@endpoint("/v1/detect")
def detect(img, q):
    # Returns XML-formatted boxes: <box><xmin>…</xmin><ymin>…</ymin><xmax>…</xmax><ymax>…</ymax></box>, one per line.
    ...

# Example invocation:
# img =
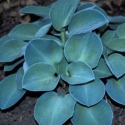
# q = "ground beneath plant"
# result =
<box><xmin>0</xmin><ymin>0</ymin><xmax>125</xmax><ymax>125</ymax></box>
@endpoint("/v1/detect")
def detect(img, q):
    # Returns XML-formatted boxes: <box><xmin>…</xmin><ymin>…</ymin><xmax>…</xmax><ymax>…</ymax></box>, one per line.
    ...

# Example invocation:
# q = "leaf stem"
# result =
<box><xmin>61</xmin><ymin>28</ymin><xmax>66</xmax><ymax>44</ymax></box>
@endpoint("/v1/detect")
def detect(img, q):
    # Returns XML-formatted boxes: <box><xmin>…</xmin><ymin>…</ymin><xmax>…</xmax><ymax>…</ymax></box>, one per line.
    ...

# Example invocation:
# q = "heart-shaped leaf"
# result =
<box><xmin>9</xmin><ymin>23</ymin><xmax>40</xmax><ymax>40</ymax></box>
<box><xmin>107</xmin><ymin>53</ymin><xmax>125</xmax><ymax>78</ymax></box>
<box><xmin>25</xmin><ymin>38</ymin><xmax>63</xmax><ymax>67</ymax></box>
<box><xmin>68</xmin><ymin>9</ymin><xmax>108</xmax><ymax>36</ymax></box>
<box><xmin>20</xmin><ymin>6</ymin><xmax>50</xmax><ymax>17</ymax></box>
<box><xmin>71</xmin><ymin>100</ymin><xmax>113</xmax><ymax>125</ymax></box>
<box><xmin>64</xmin><ymin>32</ymin><xmax>103</xmax><ymax>68</ymax></box>
<box><xmin>69</xmin><ymin>78</ymin><xmax>105</xmax><ymax>106</ymax></box>
<box><xmin>106</xmin><ymin>76</ymin><xmax>125</xmax><ymax>105</ymax></box>
<box><xmin>23</xmin><ymin>62</ymin><xmax>60</xmax><ymax>91</ymax></box>
<box><xmin>61</xmin><ymin>61</ymin><xmax>94</xmax><ymax>85</ymax></box>
<box><xmin>93</xmin><ymin>58</ymin><xmax>112</xmax><ymax>78</ymax></box>
<box><xmin>0</xmin><ymin>39</ymin><xmax>27</xmax><ymax>62</ymax></box>
<box><xmin>50</xmin><ymin>0</ymin><xmax>80</xmax><ymax>31</ymax></box>
<box><xmin>0</xmin><ymin>74</ymin><xmax>26</xmax><ymax>110</ymax></box>
<box><xmin>34</xmin><ymin>92</ymin><xmax>76</xmax><ymax>125</ymax></box>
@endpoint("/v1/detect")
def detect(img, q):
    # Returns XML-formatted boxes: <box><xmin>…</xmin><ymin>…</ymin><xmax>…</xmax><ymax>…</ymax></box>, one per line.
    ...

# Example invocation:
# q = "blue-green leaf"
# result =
<box><xmin>42</xmin><ymin>35</ymin><xmax>63</xmax><ymax>47</ymax></box>
<box><xmin>71</xmin><ymin>100</ymin><xmax>113</xmax><ymax>125</ymax></box>
<box><xmin>61</xmin><ymin>61</ymin><xmax>94</xmax><ymax>85</ymax></box>
<box><xmin>106</xmin><ymin>76</ymin><xmax>125</xmax><ymax>105</ymax></box>
<box><xmin>34</xmin><ymin>92</ymin><xmax>76</xmax><ymax>125</ymax></box>
<box><xmin>16</xmin><ymin>67</ymin><xmax>24</xmax><ymax>90</ymax></box>
<box><xmin>33</xmin><ymin>17</ymin><xmax>49</xmax><ymax>27</ymax></box>
<box><xmin>101</xmin><ymin>30</ymin><xmax>117</xmax><ymax>46</ymax></box>
<box><xmin>23</xmin><ymin>61</ymin><xmax>29</xmax><ymax>73</ymax></box>
<box><xmin>107</xmin><ymin>38</ymin><xmax>125</xmax><ymax>52</ymax></box>
<box><xmin>0</xmin><ymin>35</ymin><xmax>11</xmax><ymax>47</ymax></box>
<box><xmin>20</xmin><ymin>6</ymin><xmax>50</xmax><ymax>17</ymax></box>
<box><xmin>69</xmin><ymin>79</ymin><xmax>105</xmax><ymax>106</ymax></box>
<box><xmin>9</xmin><ymin>23</ymin><xmax>40</xmax><ymax>40</ymax></box>
<box><xmin>23</xmin><ymin>63</ymin><xmax>60</xmax><ymax>91</ymax></box>
<box><xmin>0</xmin><ymin>39</ymin><xmax>27</xmax><ymax>62</ymax></box>
<box><xmin>93</xmin><ymin>58</ymin><xmax>112</xmax><ymax>78</ymax></box>
<box><xmin>93</xmin><ymin>5</ymin><xmax>108</xmax><ymax>18</ymax></box>
<box><xmin>57</xmin><ymin>57</ymin><xmax>68</xmax><ymax>74</ymax></box>
<box><xmin>64</xmin><ymin>32</ymin><xmax>103</xmax><ymax>68</ymax></box>
<box><xmin>77</xmin><ymin>2</ymin><xmax>94</xmax><ymax>11</ymax></box>
<box><xmin>68</xmin><ymin>9</ymin><xmax>108</xmax><ymax>36</ymax></box>
<box><xmin>117</xmin><ymin>23</ymin><xmax>125</xmax><ymax>38</ymax></box>
<box><xmin>78</xmin><ymin>3</ymin><xmax>107</xmax><ymax>18</ymax></box>
<box><xmin>25</xmin><ymin>39</ymin><xmax>63</xmax><ymax>67</ymax></box>
<box><xmin>0</xmin><ymin>74</ymin><xmax>26</xmax><ymax>110</ymax></box>
<box><xmin>108</xmin><ymin>15</ymin><xmax>125</xmax><ymax>23</ymax></box>
<box><xmin>35</xmin><ymin>23</ymin><xmax>52</xmax><ymax>38</ymax></box>
<box><xmin>107</xmin><ymin>53</ymin><xmax>125</xmax><ymax>78</ymax></box>
<box><xmin>4</xmin><ymin>58</ymin><xmax>24</xmax><ymax>71</ymax></box>
<box><xmin>50</xmin><ymin>0</ymin><xmax>80</xmax><ymax>31</ymax></box>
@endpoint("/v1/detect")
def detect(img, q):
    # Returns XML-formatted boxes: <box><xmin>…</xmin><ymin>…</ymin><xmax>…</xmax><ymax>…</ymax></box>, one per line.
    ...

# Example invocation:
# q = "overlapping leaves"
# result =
<box><xmin>68</xmin><ymin>9</ymin><xmax>108</xmax><ymax>36</ymax></box>
<box><xmin>0</xmin><ymin>74</ymin><xmax>26</xmax><ymax>109</ymax></box>
<box><xmin>64</xmin><ymin>32</ymin><xmax>103</xmax><ymax>68</ymax></box>
<box><xmin>34</xmin><ymin>92</ymin><xmax>76</xmax><ymax>125</ymax></box>
<box><xmin>25</xmin><ymin>38</ymin><xmax>63</xmax><ymax>67</ymax></box>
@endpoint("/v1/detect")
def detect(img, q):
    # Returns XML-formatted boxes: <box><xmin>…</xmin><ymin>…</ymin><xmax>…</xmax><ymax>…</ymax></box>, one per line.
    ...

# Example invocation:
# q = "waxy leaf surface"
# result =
<box><xmin>71</xmin><ymin>100</ymin><xmax>113</xmax><ymax>125</ymax></box>
<box><xmin>107</xmin><ymin>53</ymin><xmax>125</xmax><ymax>78</ymax></box>
<box><xmin>77</xmin><ymin>2</ymin><xmax>94</xmax><ymax>11</ymax></box>
<box><xmin>50</xmin><ymin>0</ymin><xmax>80</xmax><ymax>31</ymax></box>
<box><xmin>117</xmin><ymin>23</ymin><xmax>125</xmax><ymax>38</ymax></box>
<box><xmin>4</xmin><ymin>58</ymin><xmax>24</xmax><ymax>71</ymax></box>
<box><xmin>9</xmin><ymin>23</ymin><xmax>40</xmax><ymax>40</ymax></box>
<box><xmin>0</xmin><ymin>39</ymin><xmax>26</xmax><ymax>62</ymax></box>
<box><xmin>69</xmin><ymin>79</ymin><xmax>105</xmax><ymax>106</ymax></box>
<box><xmin>35</xmin><ymin>23</ymin><xmax>52</xmax><ymax>38</ymax></box>
<box><xmin>25</xmin><ymin>39</ymin><xmax>63</xmax><ymax>67</ymax></box>
<box><xmin>108</xmin><ymin>15</ymin><xmax>125</xmax><ymax>23</ymax></box>
<box><xmin>0</xmin><ymin>74</ymin><xmax>26</xmax><ymax>109</ymax></box>
<box><xmin>93</xmin><ymin>58</ymin><xmax>112</xmax><ymax>78</ymax></box>
<box><xmin>23</xmin><ymin>63</ymin><xmax>60</xmax><ymax>91</ymax></box>
<box><xmin>61</xmin><ymin>61</ymin><xmax>94</xmax><ymax>85</ymax></box>
<box><xmin>101</xmin><ymin>30</ymin><xmax>117</xmax><ymax>46</ymax></box>
<box><xmin>68</xmin><ymin>9</ymin><xmax>108</xmax><ymax>36</ymax></box>
<box><xmin>0</xmin><ymin>35</ymin><xmax>11</xmax><ymax>47</ymax></box>
<box><xmin>106</xmin><ymin>76</ymin><xmax>125</xmax><ymax>105</ymax></box>
<box><xmin>107</xmin><ymin>38</ymin><xmax>125</xmax><ymax>52</ymax></box>
<box><xmin>64</xmin><ymin>32</ymin><xmax>103</xmax><ymax>68</ymax></box>
<box><xmin>20</xmin><ymin>6</ymin><xmax>50</xmax><ymax>17</ymax></box>
<box><xmin>16</xmin><ymin>67</ymin><xmax>24</xmax><ymax>90</ymax></box>
<box><xmin>34</xmin><ymin>92</ymin><xmax>76</xmax><ymax>125</ymax></box>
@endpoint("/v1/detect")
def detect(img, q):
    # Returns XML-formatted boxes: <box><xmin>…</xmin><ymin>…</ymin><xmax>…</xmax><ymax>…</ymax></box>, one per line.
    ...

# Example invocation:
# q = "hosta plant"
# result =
<box><xmin>1</xmin><ymin>0</ymin><xmax>125</xmax><ymax>125</ymax></box>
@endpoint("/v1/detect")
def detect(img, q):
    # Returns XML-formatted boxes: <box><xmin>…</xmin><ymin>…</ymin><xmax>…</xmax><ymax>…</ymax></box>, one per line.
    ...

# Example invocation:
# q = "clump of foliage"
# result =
<box><xmin>1</xmin><ymin>0</ymin><xmax>125</xmax><ymax>125</ymax></box>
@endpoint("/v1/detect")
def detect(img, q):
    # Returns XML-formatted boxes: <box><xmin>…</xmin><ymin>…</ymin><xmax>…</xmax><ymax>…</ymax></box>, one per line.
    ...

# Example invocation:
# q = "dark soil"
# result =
<box><xmin>0</xmin><ymin>0</ymin><xmax>125</xmax><ymax>125</ymax></box>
